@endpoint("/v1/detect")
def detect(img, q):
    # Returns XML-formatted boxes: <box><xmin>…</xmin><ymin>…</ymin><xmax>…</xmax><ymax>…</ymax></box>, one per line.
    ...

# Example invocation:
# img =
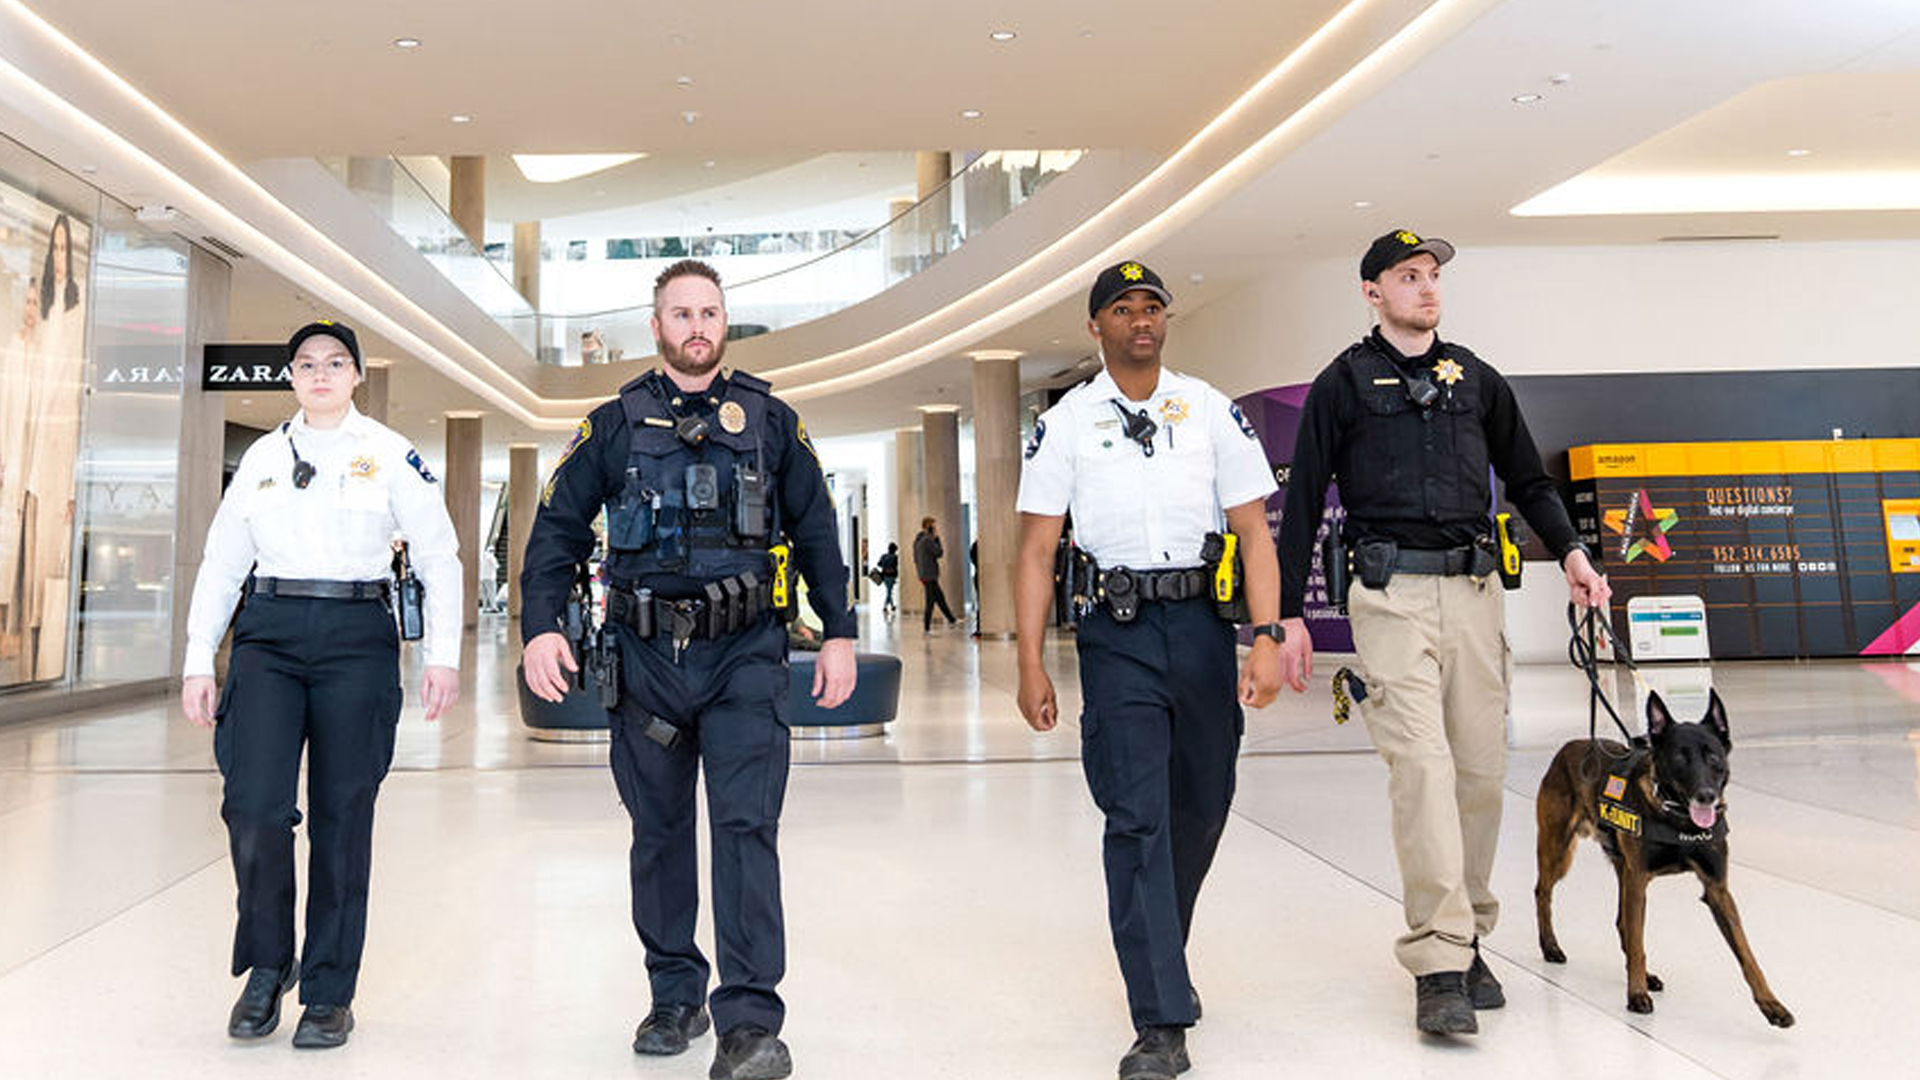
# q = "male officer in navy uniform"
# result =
<box><xmin>1275</xmin><ymin>230</ymin><xmax>1609</xmax><ymax>1036</ymax></box>
<box><xmin>1015</xmin><ymin>261</ymin><xmax>1289</xmax><ymax>1080</ymax></box>
<box><xmin>521</xmin><ymin>260</ymin><xmax>856</xmax><ymax>1080</ymax></box>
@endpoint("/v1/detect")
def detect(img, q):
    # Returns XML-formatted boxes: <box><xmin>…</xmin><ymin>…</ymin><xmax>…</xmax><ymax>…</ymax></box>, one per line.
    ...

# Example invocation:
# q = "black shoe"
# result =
<box><xmin>634</xmin><ymin>1003</ymin><xmax>711</xmax><ymax>1056</ymax></box>
<box><xmin>227</xmin><ymin>962</ymin><xmax>297</xmax><ymax>1039</ymax></box>
<box><xmin>291</xmin><ymin>1004</ymin><xmax>354</xmax><ymax>1049</ymax></box>
<box><xmin>1118</xmin><ymin>1025</ymin><xmax>1190</xmax><ymax>1080</ymax></box>
<box><xmin>1414</xmin><ymin>972</ymin><xmax>1478</xmax><ymax>1035</ymax></box>
<box><xmin>1467</xmin><ymin>943</ymin><xmax>1506</xmax><ymax>1010</ymax></box>
<box><xmin>1189</xmin><ymin>985</ymin><xmax>1203</xmax><ymax>1023</ymax></box>
<box><xmin>709</xmin><ymin>1025</ymin><xmax>792</xmax><ymax>1080</ymax></box>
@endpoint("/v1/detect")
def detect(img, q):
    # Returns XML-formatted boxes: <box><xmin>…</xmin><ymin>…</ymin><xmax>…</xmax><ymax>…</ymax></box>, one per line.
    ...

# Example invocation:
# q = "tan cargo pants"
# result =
<box><xmin>1348</xmin><ymin>571</ymin><xmax>1510</xmax><ymax>976</ymax></box>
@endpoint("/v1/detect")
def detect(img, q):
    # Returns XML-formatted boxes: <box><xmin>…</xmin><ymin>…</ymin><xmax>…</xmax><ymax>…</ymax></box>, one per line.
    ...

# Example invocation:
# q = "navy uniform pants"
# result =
<box><xmin>608</xmin><ymin>617</ymin><xmax>791</xmax><ymax>1035</ymax></box>
<box><xmin>1075</xmin><ymin>596</ymin><xmax>1242</xmax><ymax>1030</ymax></box>
<box><xmin>213</xmin><ymin>593</ymin><xmax>402</xmax><ymax>1006</ymax></box>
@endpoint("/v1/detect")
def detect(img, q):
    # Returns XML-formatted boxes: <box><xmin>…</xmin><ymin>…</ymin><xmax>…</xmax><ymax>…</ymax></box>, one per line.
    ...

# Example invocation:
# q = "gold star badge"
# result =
<box><xmin>1121</xmin><ymin>263</ymin><xmax>1144</xmax><ymax>281</ymax></box>
<box><xmin>1396</xmin><ymin>230</ymin><xmax>1421</xmax><ymax>245</ymax></box>
<box><xmin>1157</xmin><ymin>397</ymin><xmax>1190</xmax><ymax>425</ymax></box>
<box><xmin>1433</xmin><ymin>358</ymin><xmax>1464</xmax><ymax>386</ymax></box>
<box><xmin>349</xmin><ymin>455</ymin><xmax>379</xmax><ymax>479</ymax></box>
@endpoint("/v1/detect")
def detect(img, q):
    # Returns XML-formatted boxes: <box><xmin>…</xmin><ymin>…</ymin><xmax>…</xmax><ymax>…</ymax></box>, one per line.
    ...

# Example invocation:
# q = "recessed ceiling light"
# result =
<box><xmin>1188</xmin><ymin>272</ymin><xmax>1205</xmax><ymax>285</ymax></box>
<box><xmin>1786</xmin><ymin>148</ymin><xmax>1813</xmax><ymax>157</ymax></box>
<box><xmin>393</xmin><ymin>37</ymin><xmax>421</xmax><ymax>49</ymax></box>
<box><xmin>960</xmin><ymin>108</ymin><xmax>983</xmax><ymax>120</ymax></box>
<box><xmin>449</xmin><ymin>113</ymin><xmax>473</xmax><ymax>123</ymax></box>
<box><xmin>682</xmin><ymin>110</ymin><xmax>700</xmax><ymax>125</ymax></box>
<box><xmin>676</xmin><ymin>75</ymin><xmax>694</xmax><ymax>89</ymax></box>
<box><xmin>1512</xmin><ymin>93</ymin><xmax>1543</xmax><ymax>105</ymax></box>
<box><xmin>240</xmin><ymin>398</ymin><xmax>253</xmax><ymax>406</ymax></box>
<box><xmin>703</xmin><ymin>160</ymin><xmax>717</xmax><ymax>169</ymax></box>
<box><xmin>1549</xmin><ymin>72</ymin><xmax>1572</xmax><ymax>85</ymax></box>
<box><xmin>1353</xmin><ymin>200</ymin><xmax>1372</xmax><ymax>209</ymax></box>
<box><xmin>990</xmin><ymin>30</ymin><xmax>1016</xmax><ymax>42</ymax></box>
<box><xmin>79</xmin><ymin>164</ymin><xmax>97</xmax><ymax>174</ymax></box>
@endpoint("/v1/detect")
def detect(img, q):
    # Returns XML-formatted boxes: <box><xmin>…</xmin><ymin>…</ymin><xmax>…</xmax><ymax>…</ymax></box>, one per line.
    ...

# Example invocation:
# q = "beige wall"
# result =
<box><xmin>1169</xmin><ymin>239</ymin><xmax>1920</xmax><ymax>399</ymax></box>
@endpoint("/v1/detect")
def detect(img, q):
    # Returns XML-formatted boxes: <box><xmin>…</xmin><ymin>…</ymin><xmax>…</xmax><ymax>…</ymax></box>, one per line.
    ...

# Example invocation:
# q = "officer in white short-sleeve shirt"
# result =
<box><xmin>1013</xmin><ymin>261</ymin><xmax>1296</xmax><ymax>1080</ymax></box>
<box><xmin>180</xmin><ymin>320</ymin><xmax>462</xmax><ymax>1050</ymax></box>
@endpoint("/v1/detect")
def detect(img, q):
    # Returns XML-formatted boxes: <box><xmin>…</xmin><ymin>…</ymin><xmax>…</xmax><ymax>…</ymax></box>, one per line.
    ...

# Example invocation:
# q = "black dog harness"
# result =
<box><xmin>1594</xmin><ymin>747</ymin><xmax>1730</xmax><ymax>845</ymax></box>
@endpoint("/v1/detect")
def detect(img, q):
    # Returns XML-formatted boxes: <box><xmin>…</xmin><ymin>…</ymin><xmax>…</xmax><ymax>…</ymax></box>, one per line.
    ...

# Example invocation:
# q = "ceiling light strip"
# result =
<box><xmin>765</xmin><ymin>0</ymin><xmax>1497</xmax><ymax>400</ymax></box>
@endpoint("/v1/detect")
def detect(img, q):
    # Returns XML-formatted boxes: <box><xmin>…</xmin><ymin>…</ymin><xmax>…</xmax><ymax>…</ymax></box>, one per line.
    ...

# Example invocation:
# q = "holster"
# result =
<box><xmin>1355</xmin><ymin>538</ymin><xmax>1397</xmax><ymax>591</ymax></box>
<box><xmin>1103</xmin><ymin>567</ymin><xmax>1141</xmax><ymax>623</ymax></box>
<box><xmin>1054</xmin><ymin>542</ymin><xmax>1097</xmax><ymax>627</ymax></box>
<box><xmin>589</xmin><ymin>626</ymin><xmax>621</xmax><ymax>710</ymax></box>
<box><xmin>1321</xmin><ymin>533</ymin><xmax>1351</xmax><ymax>613</ymax></box>
<box><xmin>392</xmin><ymin>545</ymin><xmax>425</xmax><ymax>641</ymax></box>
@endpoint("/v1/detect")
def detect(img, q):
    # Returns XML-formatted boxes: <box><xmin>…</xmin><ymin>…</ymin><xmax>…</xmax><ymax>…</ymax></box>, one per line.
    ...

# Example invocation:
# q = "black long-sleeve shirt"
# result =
<box><xmin>1278</xmin><ymin>330</ymin><xmax>1579</xmax><ymax>618</ymax></box>
<box><xmin>521</xmin><ymin>371</ymin><xmax>857</xmax><ymax>641</ymax></box>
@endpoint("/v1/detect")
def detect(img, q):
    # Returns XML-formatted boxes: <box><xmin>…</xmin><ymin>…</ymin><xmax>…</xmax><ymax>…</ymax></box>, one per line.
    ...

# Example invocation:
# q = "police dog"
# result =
<box><xmin>1532</xmin><ymin>690</ymin><xmax>1793</xmax><ymax>1027</ymax></box>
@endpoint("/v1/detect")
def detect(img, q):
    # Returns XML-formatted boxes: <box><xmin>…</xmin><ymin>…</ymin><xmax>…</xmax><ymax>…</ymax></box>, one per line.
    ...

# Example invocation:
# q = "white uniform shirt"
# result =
<box><xmin>1017</xmin><ymin>367</ymin><xmax>1277</xmax><ymax>569</ymax></box>
<box><xmin>184</xmin><ymin>405</ymin><xmax>462</xmax><ymax>676</ymax></box>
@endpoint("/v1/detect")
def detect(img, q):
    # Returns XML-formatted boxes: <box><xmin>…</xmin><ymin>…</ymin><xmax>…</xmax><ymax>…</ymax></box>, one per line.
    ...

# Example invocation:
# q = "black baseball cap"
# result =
<box><xmin>1088</xmin><ymin>260</ymin><xmax>1172</xmax><ymax>318</ymax></box>
<box><xmin>1360</xmin><ymin>229</ymin><xmax>1455</xmax><ymax>281</ymax></box>
<box><xmin>286</xmin><ymin>320</ymin><xmax>363</xmax><ymax>371</ymax></box>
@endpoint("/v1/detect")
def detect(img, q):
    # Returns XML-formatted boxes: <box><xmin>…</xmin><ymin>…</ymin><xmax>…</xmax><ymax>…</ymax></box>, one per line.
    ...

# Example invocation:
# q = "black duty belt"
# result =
<box><xmin>248</xmin><ymin>576</ymin><xmax>391</xmax><ymax>601</ymax></box>
<box><xmin>605</xmin><ymin>573</ymin><xmax>776</xmax><ymax>646</ymax></box>
<box><xmin>1391</xmin><ymin>546</ymin><xmax>1481</xmax><ymax>576</ymax></box>
<box><xmin>1097</xmin><ymin>566</ymin><xmax>1209</xmax><ymax>622</ymax></box>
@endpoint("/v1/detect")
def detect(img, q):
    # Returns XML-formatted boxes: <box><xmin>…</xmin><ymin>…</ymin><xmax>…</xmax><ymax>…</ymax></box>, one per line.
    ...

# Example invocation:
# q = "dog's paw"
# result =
<box><xmin>1541</xmin><ymin>942</ymin><xmax>1566</xmax><ymax>964</ymax></box>
<box><xmin>1759</xmin><ymin>999</ymin><xmax>1794</xmax><ymax>1028</ymax></box>
<box><xmin>1626</xmin><ymin>991</ymin><xmax>1655</xmax><ymax>1014</ymax></box>
<box><xmin>1646</xmin><ymin>973</ymin><xmax>1663</xmax><ymax>993</ymax></box>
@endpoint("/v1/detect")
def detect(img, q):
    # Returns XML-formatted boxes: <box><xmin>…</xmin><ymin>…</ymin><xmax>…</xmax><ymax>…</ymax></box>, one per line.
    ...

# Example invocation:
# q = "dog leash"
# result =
<box><xmin>1566</xmin><ymin>603</ymin><xmax>1648</xmax><ymax>766</ymax></box>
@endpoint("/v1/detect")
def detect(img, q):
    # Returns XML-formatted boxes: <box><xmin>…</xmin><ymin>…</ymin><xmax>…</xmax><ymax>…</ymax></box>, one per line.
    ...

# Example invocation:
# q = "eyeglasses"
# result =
<box><xmin>292</xmin><ymin>358</ymin><xmax>354</xmax><ymax>379</ymax></box>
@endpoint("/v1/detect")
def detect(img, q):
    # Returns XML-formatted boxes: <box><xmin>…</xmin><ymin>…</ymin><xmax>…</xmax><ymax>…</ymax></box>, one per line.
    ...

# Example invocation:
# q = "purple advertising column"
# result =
<box><xmin>1234</xmin><ymin>385</ymin><xmax>1353</xmax><ymax>652</ymax></box>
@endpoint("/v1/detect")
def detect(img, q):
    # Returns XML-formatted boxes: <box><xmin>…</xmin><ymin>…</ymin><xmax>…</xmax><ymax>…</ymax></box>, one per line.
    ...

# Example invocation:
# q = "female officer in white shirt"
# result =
<box><xmin>180</xmin><ymin>321</ymin><xmax>461</xmax><ymax>1050</ymax></box>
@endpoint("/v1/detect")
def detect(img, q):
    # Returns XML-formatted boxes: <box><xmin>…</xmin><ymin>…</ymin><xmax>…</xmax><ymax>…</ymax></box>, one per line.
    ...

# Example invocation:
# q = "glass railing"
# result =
<box><xmin>327</xmin><ymin>149</ymin><xmax>1083</xmax><ymax>367</ymax></box>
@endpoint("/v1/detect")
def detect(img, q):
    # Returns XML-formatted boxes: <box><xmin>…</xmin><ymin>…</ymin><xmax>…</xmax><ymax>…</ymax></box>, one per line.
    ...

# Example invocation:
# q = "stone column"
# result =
<box><xmin>449</xmin><ymin>155</ymin><xmax>486</xmax><ymax>251</ymax></box>
<box><xmin>971</xmin><ymin>353</ymin><xmax>1022</xmax><ymax>638</ymax></box>
<box><xmin>507</xmin><ymin>443</ymin><xmax>540</xmax><ymax>618</ymax></box>
<box><xmin>172</xmin><ymin>246</ymin><xmax>230</xmax><ymax>677</ymax></box>
<box><xmin>894</xmin><ymin>427</ymin><xmax>924</xmax><ymax>614</ymax></box>
<box><xmin>513</xmin><ymin>221</ymin><xmax>541</xmax><ymax>307</ymax></box>
<box><xmin>444</xmin><ymin>414</ymin><xmax>484</xmax><ymax>629</ymax></box>
<box><xmin>353</xmin><ymin>360</ymin><xmax>389</xmax><ymax>423</ymax></box>
<box><xmin>920</xmin><ymin>407</ymin><xmax>964</xmax><ymax>624</ymax></box>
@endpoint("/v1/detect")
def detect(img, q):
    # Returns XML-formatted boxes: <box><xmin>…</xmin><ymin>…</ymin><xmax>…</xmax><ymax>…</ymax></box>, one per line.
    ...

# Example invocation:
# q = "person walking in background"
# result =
<box><xmin>876</xmin><ymin>541</ymin><xmax>900</xmax><ymax>617</ymax></box>
<box><xmin>913</xmin><ymin>516</ymin><xmax>958</xmax><ymax>631</ymax></box>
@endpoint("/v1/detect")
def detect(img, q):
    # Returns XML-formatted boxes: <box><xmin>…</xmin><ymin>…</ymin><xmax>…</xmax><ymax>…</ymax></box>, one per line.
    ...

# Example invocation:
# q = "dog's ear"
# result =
<box><xmin>1704</xmin><ymin>688</ymin><xmax>1731</xmax><ymax>748</ymax></box>
<box><xmin>1646</xmin><ymin>691</ymin><xmax>1673</xmax><ymax>741</ymax></box>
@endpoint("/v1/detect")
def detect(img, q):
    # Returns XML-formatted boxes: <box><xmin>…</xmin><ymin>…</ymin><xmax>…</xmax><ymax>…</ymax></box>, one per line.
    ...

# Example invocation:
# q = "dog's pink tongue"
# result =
<box><xmin>1690</xmin><ymin>803</ymin><xmax>1718</xmax><ymax>829</ymax></box>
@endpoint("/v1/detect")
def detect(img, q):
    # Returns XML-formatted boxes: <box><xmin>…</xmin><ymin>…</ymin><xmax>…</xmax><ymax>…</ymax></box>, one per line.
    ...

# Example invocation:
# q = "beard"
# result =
<box><xmin>1384</xmin><ymin>305</ymin><xmax>1440</xmax><ymax>335</ymax></box>
<box><xmin>658</xmin><ymin>332</ymin><xmax>726</xmax><ymax>378</ymax></box>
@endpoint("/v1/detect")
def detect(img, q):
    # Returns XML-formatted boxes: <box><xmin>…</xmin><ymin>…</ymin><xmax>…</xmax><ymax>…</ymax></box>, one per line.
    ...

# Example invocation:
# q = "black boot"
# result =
<box><xmin>226</xmin><ymin>962</ymin><xmax>296</xmax><ymax>1039</ymax></box>
<box><xmin>709</xmin><ymin>1024</ymin><xmax>792</xmax><ymax>1080</ymax></box>
<box><xmin>1414</xmin><ymin>972</ymin><xmax>1478</xmax><ymax>1035</ymax></box>
<box><xmin>1118</xmin><ymin>1025</ymin><xmax>1190</xmax><ymax>1080</ymax></box>
<box><xmin>291</xmin><ymin>1004</ymin><xmax>354</xmax><ymax>1049</ymax></box>
<box><xmin>634</xmin><ymin>1003</ymin><xmax>711</xmax><ymax>1055</ymax></box>
<box><xmin>1467</xmin><ymin>941</ymin><xmax>1506</xmax><ymax>1009</ymax></box>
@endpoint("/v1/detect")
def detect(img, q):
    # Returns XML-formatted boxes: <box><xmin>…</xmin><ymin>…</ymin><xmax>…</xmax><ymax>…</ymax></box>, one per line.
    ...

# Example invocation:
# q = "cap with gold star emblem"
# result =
<box><xmin>1360</xmin><ymin>229</ymin><xmax>1456</xmax><ymax>281</ymax></box>
<box><xmin>1088</xmin><ymin>260</ymin><xmax>1173</xmax><ymax>317</ymax></box>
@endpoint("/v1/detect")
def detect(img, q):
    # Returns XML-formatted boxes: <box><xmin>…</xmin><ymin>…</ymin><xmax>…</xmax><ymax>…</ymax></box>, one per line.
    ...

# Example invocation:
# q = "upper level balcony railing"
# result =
<box><xmin>327</xmin><ymin>150</ymin><xmax>1083</xmax><ymax>367</ymax></box>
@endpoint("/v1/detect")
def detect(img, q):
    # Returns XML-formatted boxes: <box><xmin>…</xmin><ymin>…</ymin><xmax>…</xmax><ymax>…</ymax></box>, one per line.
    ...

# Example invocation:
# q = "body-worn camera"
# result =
<box><xmin>685</xmin><ymin>463</ymin><xmax>721</xmax><ymax>511</ymax></box>
<box><xmin>674</xmin><ymin>414</ymin><xmax>710</xmax><ymax>446</ymax></box>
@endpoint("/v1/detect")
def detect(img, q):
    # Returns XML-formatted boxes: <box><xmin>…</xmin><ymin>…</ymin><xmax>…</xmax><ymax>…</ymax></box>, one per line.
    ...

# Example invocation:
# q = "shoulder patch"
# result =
<box><xmin>542</xmin><ymin>418</ymin><xmax>592</xmax><ymax>506</ymax></box>
<box><xmin>1024</xmin><ymin>418</ymin><xmax>1047</xmax><ymax>460</ymax></box>
<box><xmin>795</xmin><ymin>415</ymin><xmax>819</xmax><ymax>462</ymax></box>
<box><xmin>1229</xmin><ymin>402</ymin><xmax>1259</xmax><ymax>441</ymax></box>
<box><xmin>405</xmin><ymin>449</ymin><xmax>436</xmax><ymax>483</ymax></box>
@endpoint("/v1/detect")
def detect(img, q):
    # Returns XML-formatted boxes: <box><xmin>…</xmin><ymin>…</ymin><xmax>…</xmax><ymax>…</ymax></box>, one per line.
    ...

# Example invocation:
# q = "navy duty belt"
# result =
<box><xmin>248</xmin><ymin>576</ymin><xmax>391</xmax><ymax>601</ymax></box>
<box><xmin>1097</xmin><ymin>566</ymin><xmax>1209</xmax><ymax>622</ymax></box>
<box><xmin>606</xmin><ymin>573</ymin><xmax>775</xmax><ymax>644</ymax></box>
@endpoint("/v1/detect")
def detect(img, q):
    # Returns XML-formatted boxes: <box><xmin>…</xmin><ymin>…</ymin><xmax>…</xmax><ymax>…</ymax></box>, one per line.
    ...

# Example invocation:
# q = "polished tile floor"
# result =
<box><xmin>2</xmin><ymin>607</ymin><xmax>1917</xmax><ymax>1078</ymax></box>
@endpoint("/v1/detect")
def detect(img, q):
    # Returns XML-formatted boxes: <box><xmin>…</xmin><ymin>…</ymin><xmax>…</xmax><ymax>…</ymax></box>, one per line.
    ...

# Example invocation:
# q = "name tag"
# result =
<box><xmin>1372</xmin><ymin>378</ymin><xmax>1400</xmax><ymax>386</ymax></box>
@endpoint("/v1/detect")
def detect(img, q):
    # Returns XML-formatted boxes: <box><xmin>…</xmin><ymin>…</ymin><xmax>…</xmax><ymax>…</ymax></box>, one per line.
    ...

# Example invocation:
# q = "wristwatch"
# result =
<box><xmin>1250</xmin><ymin>622</ymin><xmax>1286</xmax><ymax>645</ymax></box>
